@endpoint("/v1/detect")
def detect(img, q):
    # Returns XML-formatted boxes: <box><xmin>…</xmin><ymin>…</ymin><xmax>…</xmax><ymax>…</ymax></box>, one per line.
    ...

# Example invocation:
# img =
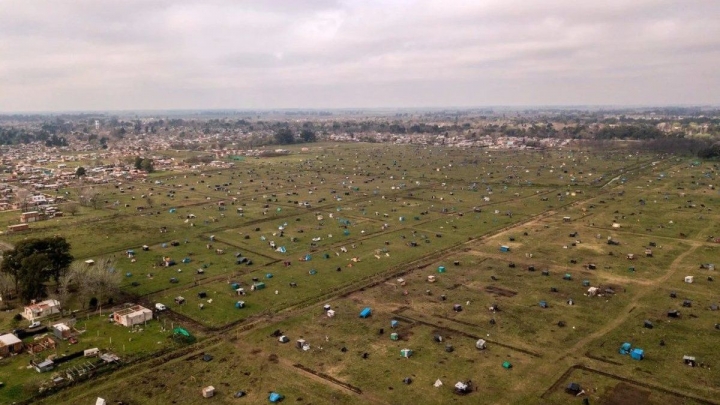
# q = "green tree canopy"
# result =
<box><xmin>274</xmin><ymin>128</ymin><xmax>295</xmax><ymax>145</ymax></box>
<box><xmin>76</xmin><ymin>166</ymin><xmax>86</xmax><ymax>177</ymax></box>
<box><xmin>300</xmin><ymin>129</ymin><xmax>317</xmax><ymax>142</ymax></box>
<box><xmin>0</xmin><ymin>237</ymin><xmax>73</xmax><ymax>302</ymax></box>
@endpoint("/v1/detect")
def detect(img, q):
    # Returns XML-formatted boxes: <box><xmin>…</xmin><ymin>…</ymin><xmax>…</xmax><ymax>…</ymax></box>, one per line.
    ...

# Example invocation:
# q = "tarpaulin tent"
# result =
<box><xmin>359</xmin><ymin>307</ymin><xmax>372</xmax><ymax>318</ymax></box>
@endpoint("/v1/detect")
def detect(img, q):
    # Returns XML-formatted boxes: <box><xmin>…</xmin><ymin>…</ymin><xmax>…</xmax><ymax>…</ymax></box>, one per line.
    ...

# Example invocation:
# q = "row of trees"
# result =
<box><xmin>134</xmin><ymin>156</ymin><xmax>155</xmax><ymax>172</ymax></box>
<box><xmin>274</xmin><ymin>128</ymin><xmax>317</xmax><ymax>145</ymax></box>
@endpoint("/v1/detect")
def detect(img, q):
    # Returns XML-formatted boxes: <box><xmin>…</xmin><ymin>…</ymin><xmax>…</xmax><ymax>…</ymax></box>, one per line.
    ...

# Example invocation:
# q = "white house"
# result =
<box><xmin>23</xmin><ymin>299</ymin><xmax>61</xmax><ymax>320</ymax></box>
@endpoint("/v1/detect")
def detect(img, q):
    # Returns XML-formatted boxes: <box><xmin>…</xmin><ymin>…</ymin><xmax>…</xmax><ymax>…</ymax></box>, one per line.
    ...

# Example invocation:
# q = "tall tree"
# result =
<box><xmin>0</xmin><ymin>237</ymin><xmax>73</xmax><ymax>302</ymax></box>
<box><xmin>300</xmin><ymin>129</ymin><xmax>317</xmax><ymax>143</ymax></box>
<box><xmin>274</xmin><ymin>128</ymin><xmax>295</xmax><ymax>145</ymax></box>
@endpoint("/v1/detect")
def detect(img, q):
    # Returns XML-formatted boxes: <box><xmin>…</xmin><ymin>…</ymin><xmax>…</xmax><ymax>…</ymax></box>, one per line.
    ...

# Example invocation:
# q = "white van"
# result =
<box><xmin>155</xmin><ymin>303</ymin><xmax>167</xmax><ymax>311</ymax></box>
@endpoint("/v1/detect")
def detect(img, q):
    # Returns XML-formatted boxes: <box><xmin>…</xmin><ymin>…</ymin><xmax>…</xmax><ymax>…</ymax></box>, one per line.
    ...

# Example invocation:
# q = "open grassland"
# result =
<box><xmin>1</xmin><ymin>144</ymin><xmax>719</xmax><ymax>405</ymax></box>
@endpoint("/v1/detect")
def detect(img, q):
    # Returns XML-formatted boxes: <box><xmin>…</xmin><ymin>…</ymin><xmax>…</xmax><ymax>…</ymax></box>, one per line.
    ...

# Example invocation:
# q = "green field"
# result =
<box><xmin>1</xmin><ymin>143</ymin><xmax>719</xmax><ymax>405</ymax></box>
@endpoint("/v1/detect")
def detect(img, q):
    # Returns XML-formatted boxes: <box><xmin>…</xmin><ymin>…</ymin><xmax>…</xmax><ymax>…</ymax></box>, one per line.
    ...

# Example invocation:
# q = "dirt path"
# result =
<box><xmin>568</xmin><ymin>240</ymin><xmax>701</xmax><ymax>353</ymax></box>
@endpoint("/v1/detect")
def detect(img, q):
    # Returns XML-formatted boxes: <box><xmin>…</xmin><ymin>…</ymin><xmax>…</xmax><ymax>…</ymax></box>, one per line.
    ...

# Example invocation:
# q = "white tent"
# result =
<box><xmin>433</xmin><ymin>379</ymin><xmax>443</xmax><ymax>388</ymax></box>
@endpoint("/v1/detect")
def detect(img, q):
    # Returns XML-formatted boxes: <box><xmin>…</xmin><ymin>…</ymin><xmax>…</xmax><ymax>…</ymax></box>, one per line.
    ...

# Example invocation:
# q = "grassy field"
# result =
<box><xmin>1</xmin><ymin>144</ymin><xmax>719</xmax><ymax>404</ymax></box>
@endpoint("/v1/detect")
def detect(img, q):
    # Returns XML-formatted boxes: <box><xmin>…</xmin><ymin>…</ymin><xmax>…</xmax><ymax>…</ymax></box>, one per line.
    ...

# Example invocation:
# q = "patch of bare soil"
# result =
<box><xmin>484</xmin><ymin>285</ymin><xmax>518</xmax><ymax>297</ymax></box>
<box><xmin>600</xmin><ymin>382</ymin><xmax>651</xmax><ymax>405</ymax></box>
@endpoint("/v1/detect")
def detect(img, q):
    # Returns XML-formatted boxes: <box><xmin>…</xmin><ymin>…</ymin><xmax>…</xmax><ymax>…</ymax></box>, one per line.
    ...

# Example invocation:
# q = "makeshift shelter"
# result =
<box><xmin>391</xmin><ymin>320</ymin><xmax>399</xmax><ymax>328</ymax></box>
<box><xmin>295</xmin><ymin>339</ymin><xmax>306</xmax><ymax>349</ymax></box>
<box><xmin>359</xmin><ymin>307</ymin><xmax>372</xmax><ymax>318</ymax></box>
<box><xmin>502</xmin><ymin>361</ymin><xmax>512</xmax><ymax>369</ymax></box>
<box><xmin>566</xmin><ymin>383</ymin><xmax>581</xmax><ymax>395</ymax></box>
<box><xmin>434</xmin><ymin>379</ymin><xmax>443</xmax><ymax>388</ymax></box>
<box><xmin>269</xmin><ymin>392</ymin><xmax>284</xmax><ymax>403</ymax></box>
<box><xmin>619</xmin><ymin>343</ymin><xmax>632</xmax><ymax>355</ymax></box>
<box><xmin>475</xmin><ymin>339</ymin><xmax>486</xmax><ymax>350</ymax></box>
<box><xmin>631</xmin><ymin>348</ymin><xmax>644</xmax><ymax>360</ymax></box>
<box><xmin>539</xmin><ymin>301</ymin><xmax>548</xmax><ymax>308</ymax></box>
<box><xmin>390</xmin><ymin>333</ymin><xmax>399</xmax><ymax>341</ymax></box>
<box><xmin>427</xmin><ymin>275</ymin><xmax>436</xmax><ymax>283</ymax></box>
<box><xmin>500</xmin><ymin>246</ymin><xmax>510</xmax><ymax>252</ymax></box>
<box><xmin>683</xmin><ymin>355</ymin><xmax>697</xmax><ymax>367</ymax></box>
<box><xmin>400</xmin><ymin>348</ymin><xmax>413</xmax><ymax>358</ymax></box>
<box><xmin>437</xmin><ymin>266</ymin><xmax>446</xmax><ymax>273</ymax></box>
<box><xmin>644</xmin><ymin>320</ymin><xmax>653</xmax><ymax>329</ymax></box>
<box><xmin>235</xmin><ymin>301</ymin><xmax>245</xmax><ymax>309</ymax></box>
<box><xmin>251</xmin><ymin>282</ymin><xmax>266</xmax><ymax>291</ymax></box>
<box><xmin>278</xmin><ymin>335</ymin><xmax>289</xmax><ymax>343</ymax></box>
<box><xmin>668</xmin><ymin>310</ymin><xmax>680</xmax><ymax>318</ymax></box>
<box><xmin>326</xmin><ymin>309</ymin><xmax>335</xmax><ymax>318</ymax></box>
<box><xmin>202</xmin><ymin>386</ymin><xmax>215</xmax><ymax>398</ymax></box>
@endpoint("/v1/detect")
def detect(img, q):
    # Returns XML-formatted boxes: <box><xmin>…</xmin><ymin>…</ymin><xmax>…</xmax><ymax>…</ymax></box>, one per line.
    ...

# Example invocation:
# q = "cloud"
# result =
<box><xmin>0</xmin><ymin>0</ymin><xmax>718</xmax><ymax>111</ymax></box>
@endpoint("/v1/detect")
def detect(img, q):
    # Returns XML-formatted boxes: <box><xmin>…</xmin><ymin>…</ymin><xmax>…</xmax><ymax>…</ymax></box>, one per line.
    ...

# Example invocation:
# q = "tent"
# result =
<box><xmin>390</xmin><ymin>320</ymin><xmax>399</xmax><ymax>328</ymax></box>
<box><xmin>434</xmin><ymin>379</ymin><xmax>443</xmax><ymax>388</ymax></box>
<box><xmin>502</xmin><ymin>361</ymin><xmax>512</xmax><ymax>369</ymax></box>
<box><xmin>278</xmin><ymin>335</ymin><xmax>289</xmax><ymax>343</ymax></box>
<box><xmin>619</xmin><ymin>342</ymin><xmax>632</xmax><ymax>355</ymax></box>
<box><xmin>631</xmin><ymin>348</ymin><xmax>644</xmax><ymax>360</ymax></box>
<box><xmin>476</xmin><ymin>339</ymin><xmax>486</xmax><ymax>350</ymax></box>
<box><xmin>437</xmin><ymin>266</ymin><xmax>446</xmax><ymax>273</ymax></box>
<box><xmin>566</xmin><ymin>383</ymin><xmax>581</xmax><ymax>394</ymax></box>
<box><xmin>400</xmin><ymin>348</ymin><xmax>413</xmax><ymax>358</ymax></box>
<box><xmin>390</xmin><ymin>333</ymin><xmax>399</xmax><ymax>341</ymax></box>
<box><xmin>539</xmin><ymin>301</ymin><xmax>548</xmax><ymax>308</ymax></box>
<box><xmin>500</xmin><ymin>246</ymin><xmax>510</xmax><ymax>252</ymax></box>
<box><xmin>235</xmin><ymin>301</ymin><xmax>245</xmax><ymax>309</ymax></box>
<box><xmin>269</xmin><ymin>392</ymin><xmax>284</xmax><ymax>403</ymax></box>
<box><xmin>252</xmin><ymin>282</ymin><xmax>265</xmax><ymax>290</ymax></box>
<box><xmin>359</xmin><ymin>307</ymin><xmax>372</xmax><ymax>318</ymax></box>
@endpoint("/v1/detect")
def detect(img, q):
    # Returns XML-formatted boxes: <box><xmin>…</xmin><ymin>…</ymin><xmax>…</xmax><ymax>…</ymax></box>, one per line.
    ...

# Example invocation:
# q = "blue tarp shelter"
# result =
<box><xmin>360</xmin><ymin>307</ymin><xmax>372</xmax><ymax>318</ymax></box>
<box><xmin>631</xmin><ymin>348</ymin><xmax>644</xmax><ymax>360</ymax></box>
<box><xmin>619</xmin><ymin>342</ymin><xmax>632</xmax><ymax>355</ymax></box>
<box><xmin>269</xmin><ymin>392</ymin><xmax>284</xmax><ymax>402</ymax></box>
<box><xmin>235</xmin><ymin>301</ymin><xmax>245</xmax><ymax>309</ymax></box>
<box><xmin>500</xmin><ymin>246</ymin><xmax>510</xmax><ymax>252</ymax></box>
<box><xmin>539</xmin><ymin>300</ymin><xmax>548</xmax><ymax>308</ymax></box>
<box><xmin>391</xmin><ymin>320</ymin><xmax>399</xmax><ymax>328</ymax></box>
<box><xmin>437</xmin><ymin>266</ymin><xmax>446</xmax><ymax>273</ymax></box>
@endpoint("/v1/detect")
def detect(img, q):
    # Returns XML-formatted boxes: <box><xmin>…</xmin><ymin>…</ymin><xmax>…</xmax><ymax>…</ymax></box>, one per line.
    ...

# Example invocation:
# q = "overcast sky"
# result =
<box><xmin>1</xmin><ymin>0</ymin><xmax>719</xmax><ymax>112</ymax></box>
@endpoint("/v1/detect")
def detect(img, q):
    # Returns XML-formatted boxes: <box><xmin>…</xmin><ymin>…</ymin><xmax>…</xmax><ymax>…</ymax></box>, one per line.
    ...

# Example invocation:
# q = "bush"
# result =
<box><xmin>13</xmin><ymin>313</ymin><xmax>22</xmax><ymax>322</ymax></box>
<box><xmin>89</xmin><ymin>297</ymin><xmax>98</xmax><ymax>308</ymax></box>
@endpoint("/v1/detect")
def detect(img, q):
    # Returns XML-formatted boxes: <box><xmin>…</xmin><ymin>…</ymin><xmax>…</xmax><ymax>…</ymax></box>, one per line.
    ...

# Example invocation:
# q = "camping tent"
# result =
<box><xmin>631</xmin><ymin>348</ymin><xmax>644</xmax><ymax>360</ymax></box>
<box><xmin>400</xmin><ymin>348</ymin><xmax>413</xmax><ymax>358</ymax></box>
<box><xmin>359</xmin><ymin>307</ymin><xmax>372</xmax><ymax>318</ymax></box>
<box><xmin>619</xmin><ymin>342</ymin><xmax>632</xmax><ymax>355</ymax></box>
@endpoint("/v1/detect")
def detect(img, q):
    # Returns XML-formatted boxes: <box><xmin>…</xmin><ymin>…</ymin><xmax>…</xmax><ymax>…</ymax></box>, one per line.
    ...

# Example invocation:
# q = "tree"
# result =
<box><xmin>79</xmin><ymin>187</ymin><xmax>101</xmax><ymax>209</ymax></box>
<box><xmin>300</xmin><ymin>129</ymin><xmax>317</xmax><ymax>143</ymax></box>
<box><xmin>72</xmin><ymin>258</ymin><xmax>121</xmax><ymax>310</ymax></box>
<box><xmin>134</xmin><ymin>156</ymin><xmax>143</xmax><ymax>170</ymax></box>
<box><xmin>0</xmin><ymin>273</ymin><xmax>15</xmax><ymax>309</ymax></box>
<box><xmin>140</xmin><ymin>158</ymin><xmax>155</xmax><ymax>173</ymax></box>
<box><xmin>274</xmin><ymin>128</ymin><xmax>295</xmax><ymax>145</ymax></box>
<box><xmin>63</xmin><ymin>202</ymin><xmax>80</xmax><ymax>216</ymax></box>
<box><xmin>0</xmin><ymin>237</ymin><xmax>73</xmax><ymax>302</ymax></box>
<box><xmin>75</xmin><ymin>166</ymin><xmax>86</xmax><ymax>177</ymax></box>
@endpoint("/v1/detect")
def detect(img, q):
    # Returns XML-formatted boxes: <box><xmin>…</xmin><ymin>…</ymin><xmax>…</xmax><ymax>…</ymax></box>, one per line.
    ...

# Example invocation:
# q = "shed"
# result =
<box><xmin>35</xmin><ymin>359</ymin><xmax>55</xmax><ymax>372</ymax></box>
<box><xmin>359</xmin><ymin>307</ymin><xmax>372</xmax><ymax>318</ymax></box>
<box><xmin>631</xmin><ymin>348</ymin><xmax>644</xmax><ymax>360</ymax></box>
<box><xmin>52</xmin><ymin>323</ymin><xmax>72</xmax><ymax>339</ymax></box>
<box><xmin>202</xmin><ymin>386</ymin><xmax>215</xmax><ymax>398</ymax></box>
<box><xmin>0</xmin><ymin>333</ymin><xmax>23</xmax><ymax>356</ymax></box>
<box><xmin>113</xmin><ymin>305</ymin><xmax>152</xmax><ymax>327</ymax></box>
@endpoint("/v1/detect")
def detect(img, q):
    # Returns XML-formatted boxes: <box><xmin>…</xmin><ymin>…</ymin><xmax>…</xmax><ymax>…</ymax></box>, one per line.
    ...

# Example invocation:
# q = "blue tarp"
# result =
<box><xmin>360</xmin><ymin>307</ymin><xmax>372</xmax><ymax>318</ymax></box>
<box><xmin>631</xmin><ymin>348</ymin><xmax>644</xmax><ymax>360</ymax></box>
<box><xmin>391</xmin><ymin>320</ymin><xmax>399</xmax><ymax>328</ymax></box>
<box><xmin>269</xmin><ymin>392</ymin><xmax>284</xmax><ymax>402</ymax></box>
<box><xmin>619</xmin><ymin>342</ymin><xmax>632</xmax><ymax>355</ymax></box>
